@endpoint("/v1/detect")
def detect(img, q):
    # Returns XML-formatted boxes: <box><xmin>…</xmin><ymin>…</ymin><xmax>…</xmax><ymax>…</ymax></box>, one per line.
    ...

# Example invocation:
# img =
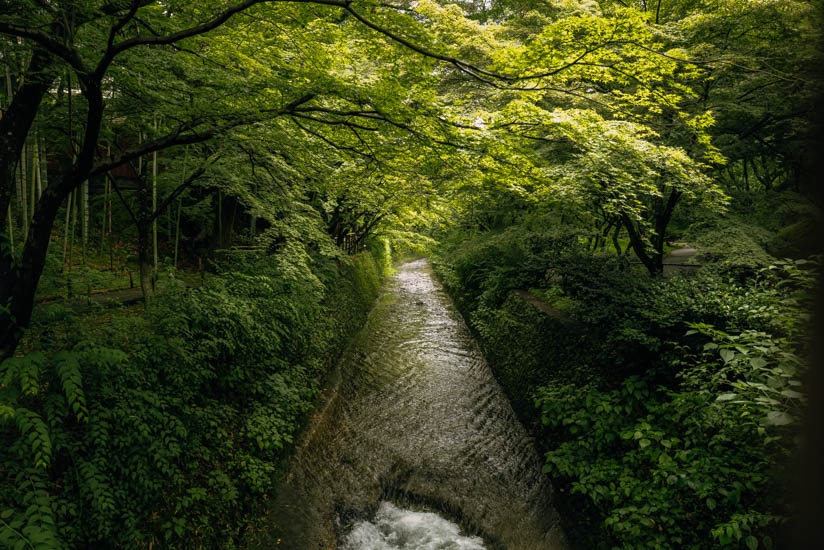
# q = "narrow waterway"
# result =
<box><xmin>264</xmin><ymin>259</ymin><xmax>567</xmax><ymax>549</ymax></box>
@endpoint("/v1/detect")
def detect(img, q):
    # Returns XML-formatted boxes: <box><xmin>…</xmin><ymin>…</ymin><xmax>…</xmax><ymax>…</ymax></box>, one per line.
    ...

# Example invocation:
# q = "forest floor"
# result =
<box><xmin>36</xmin><ymin>268</ymin><xmax>203</xmax><ymax>310</ymax></box>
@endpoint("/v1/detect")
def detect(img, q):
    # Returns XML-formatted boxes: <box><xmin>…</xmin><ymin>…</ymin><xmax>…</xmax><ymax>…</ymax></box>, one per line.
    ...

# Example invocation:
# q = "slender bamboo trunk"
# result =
<box><xmin>137</xmin><ymin>170</ymin><xmax>154</xmax><ymax>305</ymax></box>
<box><xmin>100</xmin><ymin>178</ymin><xmax>108</xmax><ymax>251</ymax></box>
<box><xmin>65</xmin><ymin>71</ymin><xmax>74</xmax><ymax>272</ymax></box>
<box><xmin>108</xmin><ymin>179</ymin><xmax>113</xmax><ymax>271</ymax></box>
<box><xmin>19</xmin><ymin>146</ymin><xmax>28</xmax><ymax>240</ymax></box>
<box><xmin>62</xmin><ymin>191</ymin><xmax>72</xmax><ymax>267</ymax></box>
<box><xmin>34</xmin><ymin>136</ymin><xmax>42</xmax><ymax>199</ymax></box>
<box><xmin>68</xmin><ymin>189</ymin><xmax>77</xmax><ymax>273</ymax></box>
<box><xmin>152</xmin><ymin>115</ymin><xmax>158</xmax><ymax>278</ymax></box>
<box><xmin>100</xmin><ymin>144</ymin><xmax>110</xmax><ymax>253</ymax></box>
<box><xmin>174</xmin><ymin>146</ymin><xmax>188</xmax><ymax>269</ymax></box>
<box><xmin>28</xmin><ymin>141</ymin><xmax>35</xmax><ymax>222</ymax></box>
<box><xmin>38</xmin><ymin>135</ymin><xmax>47</xmax><ymax>195</ymax></box>
<box><xmin>14</xmin><ymin>160</ymin><xmax>22</xmax><ymax>229</ymax></box>
<box><xmin>174</xmin><ymin>200</ymin><xmax>182</xmax><ymax>269</ymax></box>
<box><xmin>6</xmin><ymin>205</ymin><xmax>13</xmax><ymax>255</ymax></box>
<box><xmin>81</xmin><ymin>179</ymin><xmax>88</xmax><ymax>263</ymax></box>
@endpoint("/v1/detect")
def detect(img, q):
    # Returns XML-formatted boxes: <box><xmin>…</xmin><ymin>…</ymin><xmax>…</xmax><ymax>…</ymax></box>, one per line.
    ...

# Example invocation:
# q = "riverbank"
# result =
<box><xmin>0</xmin><ymin>244</ymin><xmax>393</xmax><ymax>548</ymax></box>
<box><xmin>430</xmin><ymin>227</ymin><xmax>811</xmax><ymax>549</ymax></box>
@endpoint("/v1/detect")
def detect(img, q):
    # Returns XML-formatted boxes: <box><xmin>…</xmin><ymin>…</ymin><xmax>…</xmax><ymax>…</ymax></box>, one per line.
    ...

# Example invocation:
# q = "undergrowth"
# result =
<box><xmin>432</xmin><ymin>224</ymin><xmax>813</xmax><ymax>550</ymax></box>
<box><xmin>0</xmin><ymin>239</ymin><xmax>392</xmax><ymax>549</ymax></box>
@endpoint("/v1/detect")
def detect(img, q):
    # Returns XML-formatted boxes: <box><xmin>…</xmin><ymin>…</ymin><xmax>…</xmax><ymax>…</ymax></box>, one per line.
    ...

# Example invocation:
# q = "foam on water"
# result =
<box><xmin>341</xmin><ymin>501</ymin><xmax>487</xmax><ymax>550</ymax></box>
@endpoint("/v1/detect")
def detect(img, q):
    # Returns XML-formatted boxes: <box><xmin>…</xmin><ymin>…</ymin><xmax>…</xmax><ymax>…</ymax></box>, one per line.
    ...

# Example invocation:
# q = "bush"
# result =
<box><xmin>536</xmin><ymin>317</ymin><xmax>806</xmax><ymax>550</ymax></box>
<box><xmin>1</xmin><ymin>248</ymin><xmax>388</xmax><ymax>549</ymax></box>
<box><xmin>433</xmin><ymin>222</ymin><xmax>813</xmax><ymax>550</ymax></box>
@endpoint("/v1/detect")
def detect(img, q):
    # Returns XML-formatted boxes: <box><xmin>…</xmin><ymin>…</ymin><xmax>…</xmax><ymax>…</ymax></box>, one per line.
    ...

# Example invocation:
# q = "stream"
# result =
<box><xmin>264</xmin><ymin>259</ymin><xmax>567</xmax><ymax>549</ymax></box>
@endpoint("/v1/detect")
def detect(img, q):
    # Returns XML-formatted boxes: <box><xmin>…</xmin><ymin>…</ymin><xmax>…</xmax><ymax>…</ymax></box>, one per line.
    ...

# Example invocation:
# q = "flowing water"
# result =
<box><xmin>264</xmin><ymin>260</ymin><xmax>567</xmax><ymax>549</ymax></box>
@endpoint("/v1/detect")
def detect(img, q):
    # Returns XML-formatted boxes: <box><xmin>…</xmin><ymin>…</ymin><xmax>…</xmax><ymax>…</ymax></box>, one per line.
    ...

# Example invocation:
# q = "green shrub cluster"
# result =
<box><xmin>1</xmin><ymin>246</ymin><xmax>388</xmax><ymax>549</ymax></box>
<box><xmin>432</xmin><ymin>225</ymin><xmax>813</xmax><ymax>549</ymax></box>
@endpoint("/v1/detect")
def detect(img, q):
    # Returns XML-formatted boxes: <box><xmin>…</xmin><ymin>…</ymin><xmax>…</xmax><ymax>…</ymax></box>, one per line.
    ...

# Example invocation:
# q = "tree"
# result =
<box><xmin>0</xmin><ymin>1</ymin><xmax>317</xmax><ymax>359</ymax></box>
<box><xmin>0</xmin><ymin>0</ymin><xmax>497</xmax><ymax>360</ymax></box>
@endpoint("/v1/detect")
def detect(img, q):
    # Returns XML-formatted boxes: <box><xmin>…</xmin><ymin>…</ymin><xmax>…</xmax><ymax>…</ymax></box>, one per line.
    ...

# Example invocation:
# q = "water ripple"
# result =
<box><xmin>261</xmin><ymin>260</ymin><xmax>567</xmax><ymax>549</ymax></box>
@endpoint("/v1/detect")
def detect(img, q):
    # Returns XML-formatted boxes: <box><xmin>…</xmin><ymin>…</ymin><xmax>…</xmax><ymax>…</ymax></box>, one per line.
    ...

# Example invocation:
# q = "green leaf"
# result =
<box><xmin>745</xmin><ymin>535</ymin><xmax>758</xmax><ymax>550</ymax></box>
<box><xmin>749</xmin><ymin>357</ymin><xmax>767</xmax><ymax>369</ymax></box>
<box><xmin>765</xmin><ymin>411</ymin><xmax>794</xmax><ymax>426</ymax></box>
<box><xmin>720</xmin><ymin>349</ymin><xmax>735</xmax><ymax>363</ymax></box>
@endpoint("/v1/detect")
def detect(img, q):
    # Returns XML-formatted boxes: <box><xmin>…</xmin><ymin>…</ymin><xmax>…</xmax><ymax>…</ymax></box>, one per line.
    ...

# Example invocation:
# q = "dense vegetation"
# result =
<box><xmin>2</xmin><ymin>244</ymin><xmax>391</xmax><ymax>548</ymax></box>
<box><xmin>1</xmin><ymin>0</ymin><xmax>821</xmax><ymax>548</ymax></box>
<box><xmin>432</xmin><ymin>218</ymin><xmax>814</xmax><ymax>549</ymax></box>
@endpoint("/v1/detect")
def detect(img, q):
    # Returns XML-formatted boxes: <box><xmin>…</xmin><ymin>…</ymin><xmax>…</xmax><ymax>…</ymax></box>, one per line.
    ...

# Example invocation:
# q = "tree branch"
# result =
<box><xmin>90</xmin><ymin>94</ymin><xmax>315</xmax><ymax>177</ymax></box>
<box><xmin>0</xmin><ymin>23</ymin><xmax>87</xmax><ymax>74</ymax></box>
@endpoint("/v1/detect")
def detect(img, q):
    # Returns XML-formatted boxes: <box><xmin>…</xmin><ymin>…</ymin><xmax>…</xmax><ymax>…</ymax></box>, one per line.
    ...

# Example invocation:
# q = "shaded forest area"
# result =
<box><xmin>1</xmin><ymin>1</ymin><xmax>822</xmax><ymax>549</ymax></box>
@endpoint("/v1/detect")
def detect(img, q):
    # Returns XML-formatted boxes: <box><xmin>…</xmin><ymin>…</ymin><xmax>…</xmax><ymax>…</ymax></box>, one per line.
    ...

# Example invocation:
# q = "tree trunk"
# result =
<box><xmin>137</xmin><ymin>169</ymin><xmax>155</xmax><ymax>305</ymax></box>
<box><xmin>34</xmin><ymin>136</ymin><xmax>42</xmax><ymax>200</ymax></box>
<box><xmin>211</xmin><ymin>191</ymin><xmax>237</xmax><ymax>251</ymax></box>
<box><xmin>38</xmin><ymin>135</ymin><xmax>47</xmax><ymax>195</ymax></box>
<box><xmin>100</xmin><ymin>177</ymin><xmax>109</xmax><ymax>252</ymax></box>
<box><xmin>0</xmin><ymin>170</ymin><xmax>84</xmax><ymax>361</ymax></box>
<box><xmin>174</xmin><ymin>199</ymin><xmax>182</xmax><ymax>269</ymax></box>
<box><xmin>621</xmin><ymin>213</ymin><xmax>660</xmax><ymax>275</ymax></box>
<box><xmin>69</xmin><ymin>189</ymin><xmax>77</xmax><ymax>274</ymax></box>
<box><xmin>29</xmin><ymin>141</ymin><xmax>36</xmax><ymax>224</ymax></box>
<box><xmin>174</xmin><ymin>146</ymin><xmax>188</xmax><ymax>269</ymax></box>
<box><xmin>1</xmin><ymin>48</ymin><xmax>54</xmax><ymax>232</ymax></box>
<box><xmin>0</xmin><ymin>72</ymin><xmax>103</xmax><ymax>361</ymax></box>
<box><xmin>622</xmin><ymin>189</ymin><xmax>682</xmax><ymax>277</ymax></box>
<box><xmin>611</xmin><ymin>223</ymin><xmax>622</xmax><ymax>257</ymax></box>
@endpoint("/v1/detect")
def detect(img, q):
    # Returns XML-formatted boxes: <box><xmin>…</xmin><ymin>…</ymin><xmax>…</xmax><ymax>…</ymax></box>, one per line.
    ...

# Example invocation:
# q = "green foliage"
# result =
<box><xmin>433</xmin><ymin>221</ymin><xmax>581</xmax><ymax>310</ymax></box>
<box><xmin>687</xmin><ymin>219</ymin><xmax>776</xmax><ymax>270</ymax></box>
<box><xmin>434</xmin><ymin>222</ymin><xmax>813</xmax><ymax>549</ymax></box>
<box><xmin>537</xmin><ymin>370</ymin><xmax>786</xmax><ymax>550</ymax></box>
<box><xmin>367</xmin><ymin>238</ymin><xmax>394</xmax><ymax>279</ymax></box>
<box><xmin>2</xmin><ymin>0</ymin><xmax>820</xmax><ymax>548</ymax></box>
<box><xmin>534</xmin><ymin>260</ymin><xmax>813</xmax><ymax>549</ymax></box>
<box><xmin>0</xmin><ymin>247</ymin><xmax>389</xmax><ymax>548</ymax></box>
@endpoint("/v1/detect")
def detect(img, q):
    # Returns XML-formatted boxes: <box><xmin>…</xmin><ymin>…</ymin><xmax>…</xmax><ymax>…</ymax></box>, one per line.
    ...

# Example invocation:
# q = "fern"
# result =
<box><xmin>51</xmin><ymin>353</ymin><xmax>86</xmax><ymax>424</ymax></box>
<box><xmin>1</xmin><ymin>352</ymin><xmax>46</xmax><ymax>397</ymax></box>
